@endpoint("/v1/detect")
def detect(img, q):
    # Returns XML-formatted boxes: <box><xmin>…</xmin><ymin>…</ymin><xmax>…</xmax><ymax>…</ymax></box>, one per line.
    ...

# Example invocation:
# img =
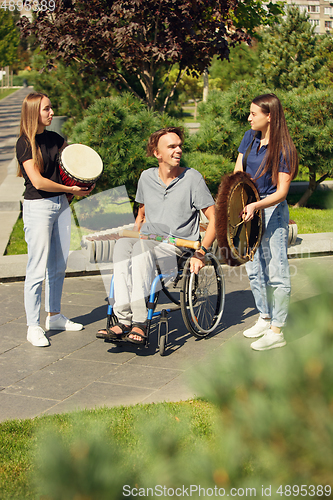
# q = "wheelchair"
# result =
<box><xmin>104</xmin><ymin>250</ymin><xmax>225</xmax><ymax>356</ymax></box>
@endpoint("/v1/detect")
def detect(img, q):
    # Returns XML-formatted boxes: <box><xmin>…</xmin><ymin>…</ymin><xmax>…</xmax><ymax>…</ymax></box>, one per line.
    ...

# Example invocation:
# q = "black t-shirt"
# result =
<box><xmin>16</xmin><ymin>130</ymin><xmax>65</xmax><ymax>200</ymax></box>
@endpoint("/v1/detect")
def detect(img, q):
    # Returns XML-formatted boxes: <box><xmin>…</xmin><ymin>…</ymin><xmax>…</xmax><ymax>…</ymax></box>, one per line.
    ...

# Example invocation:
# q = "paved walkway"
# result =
<box><xmin>0</xmin><ymin>255</ymin><xmax>332</xmax><ymax>422</ymax></box>
<box><xmin>0</xmin><ymin>89</ymin><xmax>332</xmax><ymax>422</ymax></box>
<box><xmin>0</xmin><ymin>87</ymin><xmax>31</xmax><ymax>256</ymax></box>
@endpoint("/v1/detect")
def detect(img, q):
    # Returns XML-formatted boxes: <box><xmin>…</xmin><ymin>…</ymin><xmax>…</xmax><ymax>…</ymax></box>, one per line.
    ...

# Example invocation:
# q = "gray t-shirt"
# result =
<box><xmin>135</xmin><ymin>167</ymin><xmax>214</xmax><ymax>241</ymax></box>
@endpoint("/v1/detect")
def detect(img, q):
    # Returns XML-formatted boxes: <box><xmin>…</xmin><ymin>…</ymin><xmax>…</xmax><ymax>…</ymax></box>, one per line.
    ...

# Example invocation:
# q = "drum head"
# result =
<box><xmin>61</xmin><ymin>144</ymin><xmax>103</xmax><ymax>182</ymax></box>
<box><xmin>216</xmin><ymin>171</ymin><xmax>262</xmax><ymax>266</ymax></box>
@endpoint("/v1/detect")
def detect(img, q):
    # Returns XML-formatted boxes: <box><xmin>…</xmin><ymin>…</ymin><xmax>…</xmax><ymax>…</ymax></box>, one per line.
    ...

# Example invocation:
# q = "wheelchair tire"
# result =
<box><xmin>180</xmin><ymin>253</ymin><xmax>225</xmax><ymax>338</ymax></box>
<box><xmin>159</xmin><ymin>333</ymin><xmax>166</xmax><ymax>356</ymax></box>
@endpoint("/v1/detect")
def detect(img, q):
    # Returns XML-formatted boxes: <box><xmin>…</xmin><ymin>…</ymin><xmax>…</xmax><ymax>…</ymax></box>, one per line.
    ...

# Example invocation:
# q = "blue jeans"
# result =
<box><xmin>245</xmin><ymin>200</ymin><xmax>290</xmax><ymax>328</ymax></box>
<box><xmin>23</xmin><ymin>195</ymin><xmax>71</xmax><ymax>326</ymax></box>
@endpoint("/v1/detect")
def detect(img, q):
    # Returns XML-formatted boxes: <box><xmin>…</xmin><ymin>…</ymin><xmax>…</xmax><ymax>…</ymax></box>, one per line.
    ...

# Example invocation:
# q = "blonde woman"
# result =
<box><xmin>16</xmin><ymin>92</ymin><xmax>93</xmax><ymax>347</ymax></box>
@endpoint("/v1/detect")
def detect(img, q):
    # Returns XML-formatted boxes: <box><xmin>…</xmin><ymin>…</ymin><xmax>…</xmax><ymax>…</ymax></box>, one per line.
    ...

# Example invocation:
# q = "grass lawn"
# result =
<box><xmin>0</xmin><ymin>400</ymin><xmax>215</xmax><ymax>499</ymax></box>
<box><xmin>0</xmin><ymin>88</ymin><xmax>17</xmax><ymax>100</ymax></box>
<box><xmin>287</xmin><ymin>190</ymin><xmax>333</xmax><ymax>233</ymax></box>
<box><xmin>5</xmin><ymin>191</ymin><xmax>333</xmax><ymax>256</ymax></box>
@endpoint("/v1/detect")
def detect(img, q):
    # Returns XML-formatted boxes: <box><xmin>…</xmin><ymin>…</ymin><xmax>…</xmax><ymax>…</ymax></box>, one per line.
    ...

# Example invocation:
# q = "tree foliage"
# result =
<box><xmin>209</xmin><ymin>42</ymin><xmax>259</xmax><ymax>91</ymax></box>
<box><xmin>32</xmin><ymin>52</ymin><xmax>116</xmax><ymax>133</ymax></box>
<box><xmin>256</xmin><ymin>5</ymin><xmax>333</xmax><ymax>91</ymax></box>
<box><xmin>0</xmin><ymin>9</ymin><xmax>19</xmax><ymax>68</ymax></box>
<box><xmin>18</xmin><ymin>0</ymin><xmax>282</xmax><ymax>110</ymax></box>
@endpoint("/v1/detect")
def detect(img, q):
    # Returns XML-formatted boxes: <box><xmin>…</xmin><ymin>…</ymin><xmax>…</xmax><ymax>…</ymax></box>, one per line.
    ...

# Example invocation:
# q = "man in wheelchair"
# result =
<box><xmin>97</xmin><ymin>127</ymin><xmax>216</xmax><ymax>345</ymax></box>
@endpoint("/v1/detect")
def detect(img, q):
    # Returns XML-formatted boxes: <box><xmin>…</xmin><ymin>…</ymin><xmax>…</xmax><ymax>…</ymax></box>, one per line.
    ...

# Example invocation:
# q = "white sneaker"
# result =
<box><xmin>27</xmin><ymin>326</ymin><xmax>50</xmax><ymax>347</ymax></box>
<box><xmin>45</xmin><ymin>314</ymin><xmax>83</xmax><ymax>331</ymax></box>
<box><xmin>243</xmin><ymin>317</ymin><xmax>271</xmax><ymax>338</ymax></box>
<box><xmin>251</xmin><ymin>329</ymin><xmax>286</xmax><ymax>351</ymax></box>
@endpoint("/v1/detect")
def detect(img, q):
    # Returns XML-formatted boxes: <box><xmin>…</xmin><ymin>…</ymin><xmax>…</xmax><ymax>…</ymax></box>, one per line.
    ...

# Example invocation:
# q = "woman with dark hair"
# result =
<box><xmin>16</xmin><ymin>92</ymin><xmax>94</xmax><ymax>347</ymax></box>
<box><xmin>234</xmin><ymin>93</ymin><xmax>298</xmax><ymax>350</ymax></box>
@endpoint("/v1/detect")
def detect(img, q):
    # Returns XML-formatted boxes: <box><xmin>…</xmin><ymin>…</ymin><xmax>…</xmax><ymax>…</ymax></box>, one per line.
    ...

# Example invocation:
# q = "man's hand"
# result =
<box><xmin>190</xmin><ymin>250</ymin><xmax>206</xmax><ymax>274</ymax></box>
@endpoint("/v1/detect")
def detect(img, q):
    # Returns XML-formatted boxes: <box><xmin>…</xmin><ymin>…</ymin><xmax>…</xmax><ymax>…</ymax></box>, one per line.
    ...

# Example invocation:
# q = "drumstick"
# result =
<box><xmin>119</xmin><ymin>229</ymin><xmax>201</xmax><ymax>250</ymax></box>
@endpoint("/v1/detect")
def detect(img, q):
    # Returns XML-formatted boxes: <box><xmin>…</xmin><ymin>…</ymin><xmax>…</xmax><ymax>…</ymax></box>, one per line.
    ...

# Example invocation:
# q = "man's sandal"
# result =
<box><xmin>125</xmin><ymin>323</ymin><xmax>148</xmax><ymax>345</ymax></box>
<box><xmin>96</xmin><ymin>323</ymin><xmax>130</xmax><ymax>342</ymax></box>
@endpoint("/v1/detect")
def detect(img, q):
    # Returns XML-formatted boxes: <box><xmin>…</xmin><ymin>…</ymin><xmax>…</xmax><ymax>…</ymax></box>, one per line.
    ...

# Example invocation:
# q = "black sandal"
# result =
<box><xmin>96</xmin><ymin>323</ymin><xmax>130</xmax><ymax>342</ymax></box>
<box><xmin>125</xmin><ymin>323</ymin><xmax>148</xmax><ymax>345</ymax></box>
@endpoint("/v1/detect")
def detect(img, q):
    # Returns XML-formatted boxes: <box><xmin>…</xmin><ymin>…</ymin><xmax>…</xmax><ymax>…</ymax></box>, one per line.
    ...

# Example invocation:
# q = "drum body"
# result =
<box><xmin>215</xmin><ymin>171</ymin><xmax>262</xmax><ymax>266</ymax></box>
<box><xmin>59</xmin><ymin>144</ymin><xmax>103</xmax><ymax>188</ymax></box>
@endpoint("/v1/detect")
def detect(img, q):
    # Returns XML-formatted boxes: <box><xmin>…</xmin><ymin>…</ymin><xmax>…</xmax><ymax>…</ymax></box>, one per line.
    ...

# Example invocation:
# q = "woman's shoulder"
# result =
<box><xmin>42</xmin><ymin>130</ymin><xmax>64</xmax><ymax>146</ymax></box>
<box><xmin>243</xmin><ymin>129</ymin><xmax>258</xmax><ymax>144</ymax></box>
<box><xmin>238</xmin><ymin>129</ymin><xmax>260</xmax><ymax>152</ymax></box>
<box><xmin>16</xmin><ymin>134</ymin><xmax>29</xmax><ymax>147</ymax></box>
<box><xmin>16</xmin><ymin>135</ymin><xmax>31</xmax><ymax>158</ymax></box>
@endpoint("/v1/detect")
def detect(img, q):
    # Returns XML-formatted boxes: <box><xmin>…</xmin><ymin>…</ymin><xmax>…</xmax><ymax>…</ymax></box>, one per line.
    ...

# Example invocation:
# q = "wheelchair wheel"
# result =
<box><xmin>180</xmin><ymin>253</ymin><xmax>225</xmax><ymax>338</ymax></box>
<box><xmin>159</xmin><ymin>332</ymin><xmax>166</xmax><ymax>356</ymax></box>
<box><xmin>158</xmin><ymin>309</ymin><xmax>168</xmax><ymax>356</ymax></box>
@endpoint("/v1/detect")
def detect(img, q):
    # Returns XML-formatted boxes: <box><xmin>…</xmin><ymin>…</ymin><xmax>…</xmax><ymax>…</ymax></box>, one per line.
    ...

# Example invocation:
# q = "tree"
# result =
<box><xmin>0</xmin><ymin>9</ymin><xmax>19</xmax><ymax>68</ymax></box>
<box><xmin>256</xmin><ymin>5</ymin><xmax>333</xmax><ymax>90</ymax></box>
<box><xmin>32</xmin><ymin>51</ymin><xmax>116</xmax><ymax>132</ymax></box>
<box><xmin>283</xmin><ymin>89</ymin><xmax>333</xmax><ymax>207</ymax></box>
<box><xmin>18</xmin><ymin>0</ymin><xmax>282</xmax><ymax>111</ymax></box>
<box><xmin>209</xmin><ymin>42</ymin><xmax>259</xmax><ymax>91</ymax></box>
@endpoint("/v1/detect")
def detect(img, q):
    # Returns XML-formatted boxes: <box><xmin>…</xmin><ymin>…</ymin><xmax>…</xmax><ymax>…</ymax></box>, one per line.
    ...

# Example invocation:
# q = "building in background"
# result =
<box><xmin>283</xmin><ymin>0</ymin><xmax>333</xmax><ymax>34</ymax></box>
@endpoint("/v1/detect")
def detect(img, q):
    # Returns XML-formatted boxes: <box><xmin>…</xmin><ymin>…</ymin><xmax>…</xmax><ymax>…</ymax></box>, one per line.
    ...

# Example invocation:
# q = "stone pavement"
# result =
<box><xmin>0</xmin><ymin>255</ymin><xmax>332</xmax><ymax>422</ymax></box>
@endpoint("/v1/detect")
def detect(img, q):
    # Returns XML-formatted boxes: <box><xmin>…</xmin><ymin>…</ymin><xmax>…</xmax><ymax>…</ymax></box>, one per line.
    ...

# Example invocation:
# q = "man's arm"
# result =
<box><xmin>134</xmin><ymin>203</ymin><xmax>145</xmax><ymax>231</ymax></box>
<box><xmin>190</xmin><ymin>204</ymin><xmax>215</xmax><ymax>274</ymax></box>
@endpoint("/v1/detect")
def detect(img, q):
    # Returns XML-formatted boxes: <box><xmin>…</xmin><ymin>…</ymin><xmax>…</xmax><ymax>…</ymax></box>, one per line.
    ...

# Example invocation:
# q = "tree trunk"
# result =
<box><xmin>138</xmin><ymin>69</ymin><xmax>155</xmax><ymax>110</ymax></box>
<box><xmin>203</xmin><ymin>68</ymin><xmax>209</xmax><ymax>103</ymax></box>
<box><xmin>293</xmin><ymin>170</ymin><xmax>329</xmax><ymax>208</ymax></box>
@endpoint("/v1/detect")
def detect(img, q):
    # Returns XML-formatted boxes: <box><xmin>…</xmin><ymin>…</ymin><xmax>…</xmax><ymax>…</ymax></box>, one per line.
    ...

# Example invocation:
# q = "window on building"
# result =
<box><xmin>324</xmin><ymin>7</ymin><xmax>332</xmax><ymax>15</ymax></box>
<box><xmin>325</xmin><ymin>20</ymin><xmax>333</xmax><ymax>28</ymax></box>
<box><xmin>308</xmin><ymin>18</ymin><xmax>320</xmax><ymax>32</ymax></box>
<box><xmin>299</xmin><ymin>5</ymin><xmax>308</xmax><ymax>13</ymax></box>
<box><xmin>308</xmin><ymin>5</ymin><xmax>320</xmax><ymax>13</ymax></box>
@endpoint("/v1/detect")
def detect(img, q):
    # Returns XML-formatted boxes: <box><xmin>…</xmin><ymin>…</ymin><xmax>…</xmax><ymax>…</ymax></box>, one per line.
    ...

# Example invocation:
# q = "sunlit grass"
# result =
<box><xmin>0</xmin><ymin>88</ymin><xmax>17</xmax><ymax>100</ymax></box>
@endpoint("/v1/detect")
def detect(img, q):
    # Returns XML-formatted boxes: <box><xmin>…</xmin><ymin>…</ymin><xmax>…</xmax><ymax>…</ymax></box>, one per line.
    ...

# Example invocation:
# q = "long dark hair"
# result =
<box><xmin>253</xmin><ymin>93</ymin><xmax>298</xmax><ymax>185</ymax></box>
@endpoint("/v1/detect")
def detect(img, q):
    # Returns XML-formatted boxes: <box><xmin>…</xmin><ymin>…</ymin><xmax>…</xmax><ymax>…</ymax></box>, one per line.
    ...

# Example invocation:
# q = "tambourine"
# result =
<box><xmin>215</xmin><ymin>171</ymin><xmax>262</xmax><ymax>266</ymax></box>
<box><xmin>59</xmin><ymin>144</ymin><xmax>103</xmax><ymax>188</ymax></box>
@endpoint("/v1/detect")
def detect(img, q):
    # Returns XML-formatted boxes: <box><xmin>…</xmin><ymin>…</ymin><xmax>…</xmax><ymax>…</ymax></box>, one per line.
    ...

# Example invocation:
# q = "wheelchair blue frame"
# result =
<box><xmin>105</xmin><ymin>253</ymin><xmax>225</xmax><ymax>355</ymax></box>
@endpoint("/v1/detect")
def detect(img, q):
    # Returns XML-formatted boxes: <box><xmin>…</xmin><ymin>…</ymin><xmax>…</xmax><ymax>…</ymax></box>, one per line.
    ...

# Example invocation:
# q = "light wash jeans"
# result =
<box><xmin>113</xmin><ymin>237</ymin><xmax>185</xmax><ymax>325</ymax></box>
<box><xmin>23</xmin><ymin>195</ymin><xmax>71</xmax><ymax>326</ymax></box>
<box><xmin>245</xmin><ymin>200</ymin><xmax>290</xmax><ymax>328</ymax></box>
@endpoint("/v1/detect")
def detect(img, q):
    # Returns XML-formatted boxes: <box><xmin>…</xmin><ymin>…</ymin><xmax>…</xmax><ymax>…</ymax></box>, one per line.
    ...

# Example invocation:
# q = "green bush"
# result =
<box><xmin>184</xmin><ymin>152</ymin><xmax>234</xmax><ymax>198</ymax></box>
<box><xmin>189</xmin><ymin>81</ymin><xmax>270</xmax><ymax>161</ymax></box>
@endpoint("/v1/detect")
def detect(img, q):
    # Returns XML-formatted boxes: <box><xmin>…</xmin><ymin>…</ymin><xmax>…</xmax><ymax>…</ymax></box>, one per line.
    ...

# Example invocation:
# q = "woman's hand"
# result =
<box><xmin>240</xmin><ymin>202</ymin><xmax>257</xmax><ymax>223</ymax></box>
<box><xmin>70</xmin><ymin>184</ymin><xmax>95</xmax><ymax>197</ymax></box>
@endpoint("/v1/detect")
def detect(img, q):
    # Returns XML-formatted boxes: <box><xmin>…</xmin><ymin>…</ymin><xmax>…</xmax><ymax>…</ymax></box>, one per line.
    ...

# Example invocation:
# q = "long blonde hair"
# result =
<box><xmin>17</xmin><ymin>92</ymin><xmax>48</xmax><ymax>177</ymax></box>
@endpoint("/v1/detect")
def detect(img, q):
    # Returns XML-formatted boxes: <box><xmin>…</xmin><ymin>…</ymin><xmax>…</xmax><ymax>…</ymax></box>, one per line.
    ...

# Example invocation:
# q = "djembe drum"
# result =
<box><xmin>58</xmin><ymin>144</ymin><xmax>103</xmax><ymax>188</ymax></box>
